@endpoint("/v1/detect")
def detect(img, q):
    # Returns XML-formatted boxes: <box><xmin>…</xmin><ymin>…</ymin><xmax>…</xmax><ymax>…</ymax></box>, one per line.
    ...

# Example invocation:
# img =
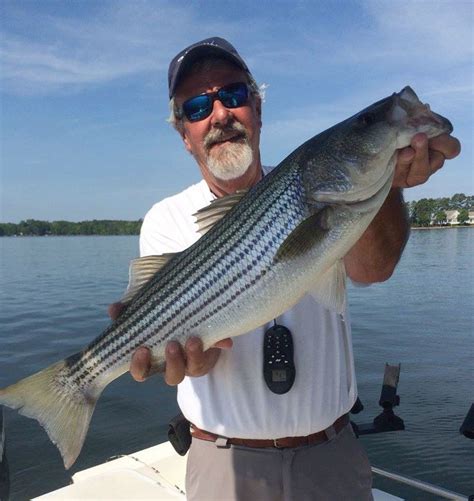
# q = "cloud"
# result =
<box><xmin>262</xmin><ymin>0</ymin><xmax>473</xmax><ymax>83</ymax></box>
<box><xmin>0</xmin><ymin>2</ymin><xmax>201</xmax><ymax>94</ymax></box>
<box><xmin>314</xmin><ymin>0</ymin><xmax>474</xmax><ymax>69</ymax></box>
<box><xmin>364</xmin><ymin>0</ymin><xmax>473</xmax><ymax>63</ymax></box>
<box><xmin>2</xmin><ymin>0</ymin><xmax>472</xmax><ymax>98</ymax></box>
<box><xmin>1</xmin><ymin>36</ymin><xmax>153</xmax><ymax>87</ymax></box>
<box><xmin>422</xmin><ymin>83</ymin><xmax>474</xmax><ymax>108</ymax></box>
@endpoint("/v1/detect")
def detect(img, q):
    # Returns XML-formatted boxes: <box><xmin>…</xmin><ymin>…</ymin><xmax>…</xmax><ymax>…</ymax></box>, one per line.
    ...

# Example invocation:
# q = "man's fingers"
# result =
<box><xmin>184</xmin><ymin>337</ymin><xmax>208</xmax><ymax>377</ymax></box>
<box><xmin>108</xmin><ymin>302</ymin><xmax>124</xmax><ymax>321</ymax></box>
<box><xmin>130</xmin><ymin>346</ymin><xmax>152</xmax><ymax>382</ymax></box>
<box><xmin>132</xmin><ymin>337</ymin><xmax>232</xmax><ymax>386</ymax></box>
<box><xmin>405</xmin><ymin>133</ymin><xmax>430</xmax><ymax>187</ymax></box>
<box><xmin>429</xmin><ymin>150</ymin><xmax>445</xmax><ymax>174</ymax></box>
<box><xmin>397</xmin><ymin>146</ymin><xmax>415</xmax><ymax>165</ymax></box>
<box><xmin>165</xmin><ymin>337</ymin><xmax>232</xmax><ymax>385</ymax></box>
<box><xmin>213</xmin><ymin>338</ymin><xmax>233</xmax><ymax>349</ymax></box>
<box><xmin>165</xmin><ymin>341</ymin><xmax>186</xmax><ymax>386</ymax></box>
<box><xmin>395</xmin><ymin>133</ymin><xmax>461</xmax><ymax>189</ymax></box>
<box><xmin>428</xmin><ymin>133</ymin><xmax>461</xmax><ymax>160</ymax></box>
<box><xmin>392</xmin><ymin>146</ymin><xmax>413</xmax><ymax>188</ymax></box>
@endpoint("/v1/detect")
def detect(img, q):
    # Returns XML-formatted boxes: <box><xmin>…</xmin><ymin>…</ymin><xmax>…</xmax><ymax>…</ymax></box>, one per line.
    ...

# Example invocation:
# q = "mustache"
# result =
<box><xmin>204</xmin><ymin>122</ymin><xmax>249</xmax><ymax>150</ymax></box>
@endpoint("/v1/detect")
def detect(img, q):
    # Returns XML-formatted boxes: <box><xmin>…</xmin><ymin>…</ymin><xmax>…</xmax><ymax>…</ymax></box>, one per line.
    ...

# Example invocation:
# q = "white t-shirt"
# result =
<box><xmin>140</xmin><ymin>167</ymin><xmax>357</xmax><ymax>438</ymax></box>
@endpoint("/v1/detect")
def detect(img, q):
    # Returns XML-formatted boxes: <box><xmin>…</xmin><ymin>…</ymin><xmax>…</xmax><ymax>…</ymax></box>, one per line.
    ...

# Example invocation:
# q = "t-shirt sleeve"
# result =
<box><xmin>139</xmin><ymin>201</ymin><xmax>186</xmax><ymax>257</ymax></box>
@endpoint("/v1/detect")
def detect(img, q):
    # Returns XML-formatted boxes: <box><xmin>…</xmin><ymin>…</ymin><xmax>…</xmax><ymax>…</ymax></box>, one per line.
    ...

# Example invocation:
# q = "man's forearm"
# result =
<box><xmin>343</xmin><ymin>188</ymin><xmax>410</xmax><ymax>284</ymax></box>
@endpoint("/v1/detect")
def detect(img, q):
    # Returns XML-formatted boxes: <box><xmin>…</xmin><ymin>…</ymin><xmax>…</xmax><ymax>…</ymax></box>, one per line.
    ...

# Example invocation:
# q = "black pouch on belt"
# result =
<box><xmin>168</xmin><ymin>412</ymin><xmax>191</xmax><ymax>456</ymax></box>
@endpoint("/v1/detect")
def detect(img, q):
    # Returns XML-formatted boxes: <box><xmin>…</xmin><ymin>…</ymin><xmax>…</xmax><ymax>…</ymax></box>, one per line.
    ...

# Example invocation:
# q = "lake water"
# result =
<box><xmin>0</xmin><ymin>229</ymin><xmax>473</xmax><ymax>500</ymax></box>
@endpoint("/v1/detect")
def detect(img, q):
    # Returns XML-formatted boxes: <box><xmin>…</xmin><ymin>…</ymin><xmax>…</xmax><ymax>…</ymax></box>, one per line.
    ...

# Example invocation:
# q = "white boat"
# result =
<box><xmin>32</xmin><ymin>440</ymin><xmax>469</xmax><ymax>501</ymax></box>
<box><xmin>3</xmin><ymin>371</ymin><xmax>471</xmax><ymax>500</ymax></box>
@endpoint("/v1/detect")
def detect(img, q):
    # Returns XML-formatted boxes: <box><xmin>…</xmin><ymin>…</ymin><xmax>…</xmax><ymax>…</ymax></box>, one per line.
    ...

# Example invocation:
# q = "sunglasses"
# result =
<box><xmin>176</xmin><ymin>82</ymin><xmax>249</xmax><ymax>122</ymax></box>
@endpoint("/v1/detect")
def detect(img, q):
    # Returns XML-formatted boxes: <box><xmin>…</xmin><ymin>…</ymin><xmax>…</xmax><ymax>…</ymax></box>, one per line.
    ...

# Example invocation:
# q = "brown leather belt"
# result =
<box><xmin>190</xmin><ymin>413</ymin><xmax>350</xmax><ymax>449</ymax></box>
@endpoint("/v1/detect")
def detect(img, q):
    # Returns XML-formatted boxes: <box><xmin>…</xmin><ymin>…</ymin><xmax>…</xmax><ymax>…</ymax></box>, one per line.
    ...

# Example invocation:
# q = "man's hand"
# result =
<box><xmin>393</xmin><ymin>133</ymin><xmax>460</xmax><ymax>188</ymax></box>
<box><xmin>108</xmin><ymin>302</ymin><xmax>233</xmax><ymax>385</ymax></box>
<box><xmin>344</xmin><ymin>132</ymin><xmax>460</xmax><ymax>283</ymax></box>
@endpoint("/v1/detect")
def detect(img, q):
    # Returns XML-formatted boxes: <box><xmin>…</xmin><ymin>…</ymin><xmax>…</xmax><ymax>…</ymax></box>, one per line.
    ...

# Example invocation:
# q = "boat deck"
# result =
<box><xmin>34</xmin><ymin>441</ymin><xmax>402</xmax><ymax>500</ymax></box>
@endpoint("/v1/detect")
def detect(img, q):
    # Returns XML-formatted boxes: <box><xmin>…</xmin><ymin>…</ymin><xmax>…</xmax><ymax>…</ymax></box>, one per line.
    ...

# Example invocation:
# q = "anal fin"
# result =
<box><xmin>310</xmin><ymin>259</ymin><xmax>347</xmax><ymax>313</ymax></box>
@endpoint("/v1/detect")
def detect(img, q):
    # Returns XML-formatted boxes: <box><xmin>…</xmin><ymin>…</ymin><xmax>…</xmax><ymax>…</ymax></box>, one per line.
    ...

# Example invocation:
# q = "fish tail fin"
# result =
<box><xmin>0</xmin><ymin>359</ymin><xmax>100</xmax><ymax>469</ymax></box>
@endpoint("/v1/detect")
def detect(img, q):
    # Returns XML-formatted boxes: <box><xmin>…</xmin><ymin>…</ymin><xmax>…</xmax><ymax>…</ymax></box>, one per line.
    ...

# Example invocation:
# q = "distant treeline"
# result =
<box><xmin>407</xmin><ymin>193</ymin><xmax>473</xmax><ymax>227</ymax></box>
<box><xmin>1</xmin><ymin>193</ymin><xmax>473</xmax><ymax>236</ymax></box>
<box><xmin>0</xmin><ymin>219</ymin><xmax>142</xmax><ymax>236</ymax></box>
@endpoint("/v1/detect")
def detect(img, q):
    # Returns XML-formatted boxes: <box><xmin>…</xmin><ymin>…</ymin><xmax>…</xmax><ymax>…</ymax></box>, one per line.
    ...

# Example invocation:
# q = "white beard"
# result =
<box><xmin>206</xmin><ymin>140</ymin><xmax>253</xmax><ymax>181</ymax></box>
<box><xmin>203</xmin><ymin>122</ymin><xmax>254</xmax><ymax>181</ymax></box>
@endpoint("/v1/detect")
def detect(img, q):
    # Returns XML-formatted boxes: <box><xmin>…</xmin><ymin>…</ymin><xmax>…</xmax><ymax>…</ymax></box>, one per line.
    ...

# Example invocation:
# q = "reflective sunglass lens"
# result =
<box><xmin>183</xmin><ymin>95</ymin><xmax>212</xmax><ymax>122</ymax></box>
<box><xmin>182</xmin><ymin>82</ymin><xmax>249</xmax><ymax>122</ymax></box>
<box><xmin>219</xmin><ymin>83</ymin><xmax>248</xmax><ymax>108</ymax></box>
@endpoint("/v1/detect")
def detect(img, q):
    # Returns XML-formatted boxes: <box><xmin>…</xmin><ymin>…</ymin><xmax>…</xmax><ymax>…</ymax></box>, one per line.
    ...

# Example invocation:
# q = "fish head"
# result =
<box><xmin>305</xmin><ymin>86</ymin><xmax>453</xmax><ymax>204</ymax></box>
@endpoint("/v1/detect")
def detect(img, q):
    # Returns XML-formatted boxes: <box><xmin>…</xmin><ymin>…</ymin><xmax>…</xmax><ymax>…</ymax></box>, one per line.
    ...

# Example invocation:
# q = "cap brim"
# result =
<box><xmin>169</xmin><ymin>45</ymin><xmax>248</xmax><ymax>98</ymax></box>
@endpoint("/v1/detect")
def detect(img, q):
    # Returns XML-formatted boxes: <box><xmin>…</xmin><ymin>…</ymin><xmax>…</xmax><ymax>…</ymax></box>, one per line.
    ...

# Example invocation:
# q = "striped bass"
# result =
<box><xmin>0</xmin><ymin>87</ymin><xmax>452</xmax><ymax>469</ymax></box>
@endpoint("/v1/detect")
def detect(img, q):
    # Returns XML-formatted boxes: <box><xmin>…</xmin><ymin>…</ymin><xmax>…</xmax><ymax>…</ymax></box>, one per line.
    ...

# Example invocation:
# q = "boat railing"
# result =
<box><xmin>372</xmin><ymin>466</ymin><xmax>471</xmax><ymax>501</ymax></box>
<box><xmin>354</xmin><ymin>368</ymin><xmax>473</xmax><ymax>501</ymax></box>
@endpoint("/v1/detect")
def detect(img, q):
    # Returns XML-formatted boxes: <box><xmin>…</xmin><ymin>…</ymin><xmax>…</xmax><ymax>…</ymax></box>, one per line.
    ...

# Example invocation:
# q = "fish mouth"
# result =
<box><xmin>391</xmin><ymin>86</ymin><xmax>453</xmax><ymax>138</ymax></box>
<box><xmin>312</xmin><ymin>86</ymin><xmax>452</xmax><ymax>206</ymax></box>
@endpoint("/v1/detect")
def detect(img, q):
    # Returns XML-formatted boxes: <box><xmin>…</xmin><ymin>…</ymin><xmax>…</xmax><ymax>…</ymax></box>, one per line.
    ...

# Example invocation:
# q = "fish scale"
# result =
<box><xmin>0</xmin><ymin>86</ymin><xmax>453</xmax><ymax>469</ymax></box>
<box><xmin>74</xmin><ymin>164</ymin><xmax>306</xmax><ymax>387</ymax></box>
<box><xmin>61</xmin><ymin>165</ymin><xmax>306</xmax><ymax>388</ymax></box>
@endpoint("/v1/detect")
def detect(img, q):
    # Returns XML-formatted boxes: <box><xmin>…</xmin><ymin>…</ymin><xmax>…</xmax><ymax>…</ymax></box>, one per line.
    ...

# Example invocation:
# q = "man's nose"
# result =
<box><xmin>210</xmin><ymin>99</ymin><xmax>233</xmax><ymax>127</ymax></box>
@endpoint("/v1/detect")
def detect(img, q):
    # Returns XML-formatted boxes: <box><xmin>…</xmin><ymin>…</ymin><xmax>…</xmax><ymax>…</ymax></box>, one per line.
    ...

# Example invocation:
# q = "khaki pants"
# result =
<box><xmin>185</xmin><ymin>424</ymin><xmax>373</xmax><ymax>501</ymax></box>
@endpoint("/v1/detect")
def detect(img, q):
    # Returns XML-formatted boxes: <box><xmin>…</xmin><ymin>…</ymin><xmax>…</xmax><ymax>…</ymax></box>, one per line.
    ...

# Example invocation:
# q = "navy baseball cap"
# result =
<box><xmin>168</xmin><ymin>37</ymin><xmax>251</xmax><ymax>98</ymax></box>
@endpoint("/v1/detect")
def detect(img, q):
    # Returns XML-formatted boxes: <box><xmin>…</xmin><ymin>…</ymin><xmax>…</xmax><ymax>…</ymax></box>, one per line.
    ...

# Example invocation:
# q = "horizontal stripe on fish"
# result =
<box><xmin>67</xmin><ymin>167</ymin><xmax>306</xmax><ymax>387</ymax></box>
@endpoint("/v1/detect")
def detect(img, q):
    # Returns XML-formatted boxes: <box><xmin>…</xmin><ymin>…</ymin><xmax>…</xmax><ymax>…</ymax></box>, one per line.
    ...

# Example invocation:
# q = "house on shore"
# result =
<box><xmin>446</xmin><ymin>210</ymin><xmax>460</xmax><ymax>225</ymax></box>
<box><xmin>430</xmin><ymin>210</ymin><xmax>474</xmax><ymax>226</ymax></box>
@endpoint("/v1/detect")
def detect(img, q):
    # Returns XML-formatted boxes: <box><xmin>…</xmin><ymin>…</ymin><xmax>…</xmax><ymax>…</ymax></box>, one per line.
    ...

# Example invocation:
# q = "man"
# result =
<box><xmin>110</xmin><ymin>37</ymin><xmax>460</xmax><ymax>500</ymax></box>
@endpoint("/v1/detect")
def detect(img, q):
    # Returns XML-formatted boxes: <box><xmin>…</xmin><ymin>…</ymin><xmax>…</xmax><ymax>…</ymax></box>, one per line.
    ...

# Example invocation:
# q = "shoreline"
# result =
<box><xmin>411</xmin><ymin>225</ymin><xmax>473</xmax><ymax>230</ymax></box>
<box><xmin>1</xmin><ymin>226</ymin><xmax>473</xmax><ymax>237</ymax></box>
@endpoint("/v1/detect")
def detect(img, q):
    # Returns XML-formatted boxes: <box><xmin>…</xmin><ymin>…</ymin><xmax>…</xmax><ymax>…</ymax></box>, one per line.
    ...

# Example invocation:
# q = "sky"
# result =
<box><xmin>1</xmin><ymin>0</ymin><xmax>473</xmax><ymax>223</ymax></box>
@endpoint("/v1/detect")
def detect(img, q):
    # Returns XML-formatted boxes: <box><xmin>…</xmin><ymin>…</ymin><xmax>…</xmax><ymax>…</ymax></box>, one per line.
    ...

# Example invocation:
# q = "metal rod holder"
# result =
<box><xmin>459</xmin><ymin>403</ymin><xmax>474</xmax><ymax>439</ymax></box>
<box><xmin>352</xmin><ymin>363</ymin><xmax>404</xmax><ymax>436</ymax></box>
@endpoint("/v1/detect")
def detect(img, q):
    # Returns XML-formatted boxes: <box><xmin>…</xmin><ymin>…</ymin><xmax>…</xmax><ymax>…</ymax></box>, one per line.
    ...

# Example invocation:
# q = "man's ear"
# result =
<box><xmin>180</xmin><ymin>128</ymin><xmax>193</xmax><ymax>153</ymax></box>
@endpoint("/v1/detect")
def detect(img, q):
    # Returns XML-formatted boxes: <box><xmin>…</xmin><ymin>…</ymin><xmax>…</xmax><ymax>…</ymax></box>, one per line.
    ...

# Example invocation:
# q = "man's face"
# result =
<box><xmin>174</xmin><ymin>64</ymin><xmax>262</xmax><ymax>188</ymax></box>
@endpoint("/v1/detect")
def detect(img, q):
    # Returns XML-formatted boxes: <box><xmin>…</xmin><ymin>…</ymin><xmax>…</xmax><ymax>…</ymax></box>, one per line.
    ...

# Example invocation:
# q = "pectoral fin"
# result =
<box><xmin>274</xmin><ymin>207</ymin><xmax>332</xmax><ymax>262</ymax></box>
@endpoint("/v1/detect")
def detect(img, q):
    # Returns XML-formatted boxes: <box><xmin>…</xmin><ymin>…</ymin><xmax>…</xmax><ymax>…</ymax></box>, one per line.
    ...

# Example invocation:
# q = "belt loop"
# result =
<box><xmin>324</xmin><ymin>424</ymin><xmax>337</xmax><ymax>441</ymax></box>
<box><xmin>273</xmin><ymin>438</ymin><xmax>284</xmax><ymax>448</ymax></box>
<box><xmin>215</xmin><ymin>436</ymin><xmax>230</xmax><ymax>448</ymax></box>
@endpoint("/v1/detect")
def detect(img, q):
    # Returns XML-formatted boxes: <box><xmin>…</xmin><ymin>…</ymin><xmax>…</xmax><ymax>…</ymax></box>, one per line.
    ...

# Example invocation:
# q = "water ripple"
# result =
<box><xmin>1</xmin><ymin>232</ymin><xmax>473</xmax><ymax>499</ymax></box>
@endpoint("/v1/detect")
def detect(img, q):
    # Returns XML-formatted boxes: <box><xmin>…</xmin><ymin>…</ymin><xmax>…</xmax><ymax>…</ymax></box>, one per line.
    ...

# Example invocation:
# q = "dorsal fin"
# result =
<box><xmin>194</xmin><ymin>190</ymin><xmax>248</xmax><ymax>235</ymax></box>
<box><xmin>120</xmin><ymin>254</ymin><xmax>178</xmax><ymax>305</ymax></box>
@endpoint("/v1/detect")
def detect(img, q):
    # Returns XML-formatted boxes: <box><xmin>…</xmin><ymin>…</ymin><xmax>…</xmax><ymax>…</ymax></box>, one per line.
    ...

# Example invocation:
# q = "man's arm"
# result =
<box><xmin>344</xmin><ymin>133</ymin><xmax>461</xmax><ymax>284</ymax></box>
<box><xmin>126</xmin><ymin>133</ymin><xmax>460</xmax><ymax>383</ymax></box>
